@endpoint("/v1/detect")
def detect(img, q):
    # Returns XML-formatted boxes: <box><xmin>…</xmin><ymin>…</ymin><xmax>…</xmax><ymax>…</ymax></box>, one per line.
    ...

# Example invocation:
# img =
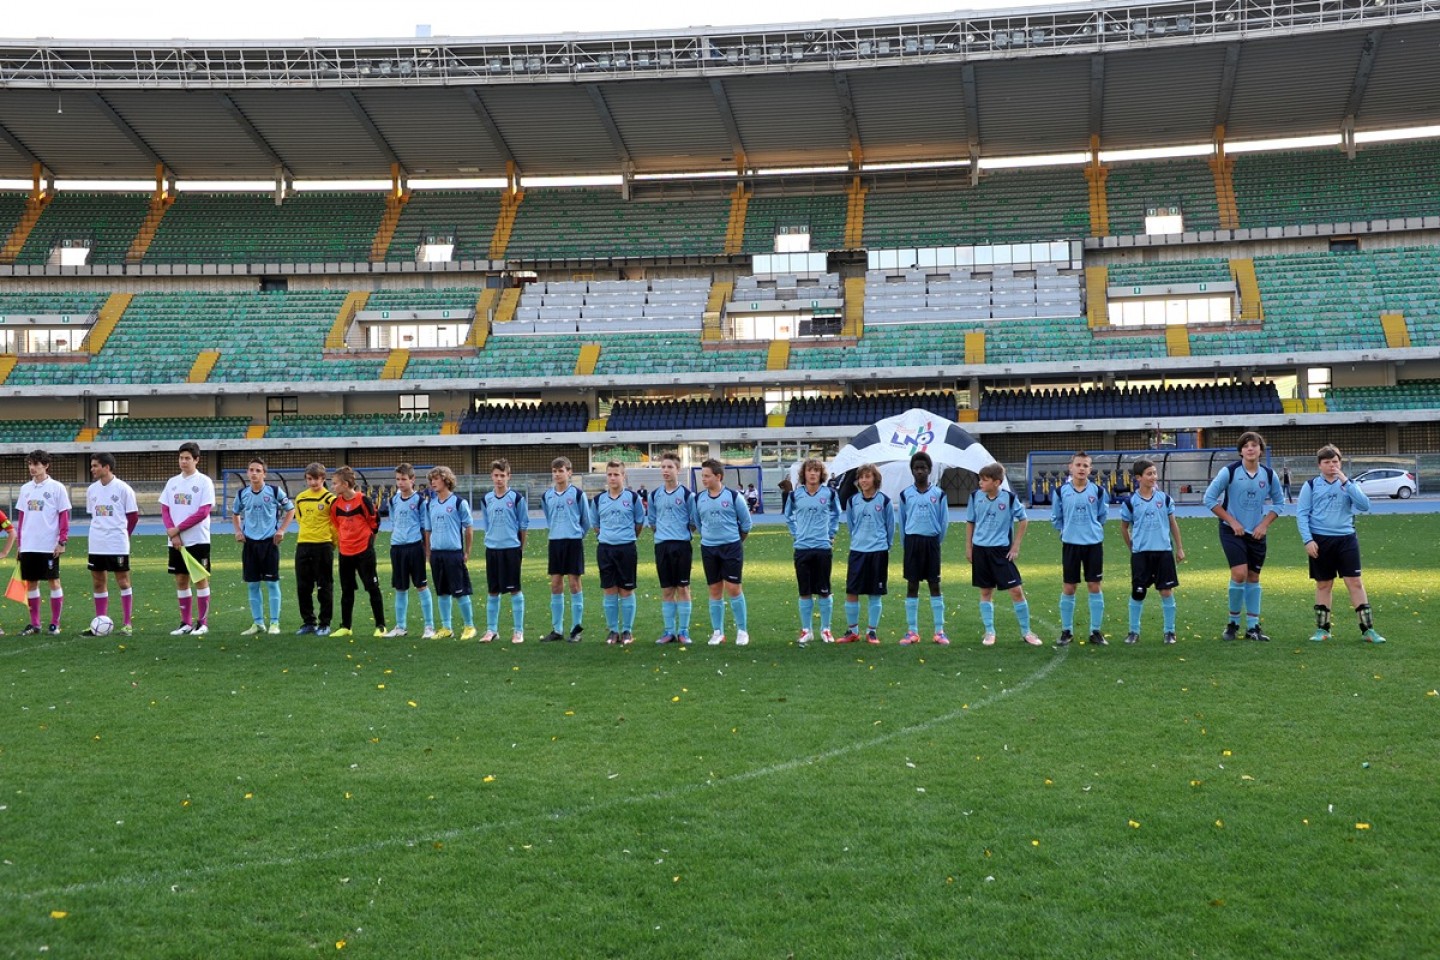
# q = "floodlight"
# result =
<box><xmin>904</xmin><ymin>38</ymin><xmax>918</xmax><ymax>53</ymax></box>
<box><xmin>859</xmin><ymin>40</ymin><xmax>873</xmax><ymax>55</ymax></box>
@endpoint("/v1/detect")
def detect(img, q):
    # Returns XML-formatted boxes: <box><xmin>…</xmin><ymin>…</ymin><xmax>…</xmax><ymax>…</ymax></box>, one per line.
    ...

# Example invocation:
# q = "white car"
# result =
<box><xmin>1351</xmin><ymin>468</ymin><xmax>1419</xmax><ymax>500</ymax></box>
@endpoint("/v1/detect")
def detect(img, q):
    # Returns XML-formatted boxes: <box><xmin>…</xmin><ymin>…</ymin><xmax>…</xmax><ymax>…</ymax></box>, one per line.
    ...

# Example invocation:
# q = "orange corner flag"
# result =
<box><xmin>5</xmin><ymin>566</ymin><xmax>27</xmax><ymax>605</ymax></box>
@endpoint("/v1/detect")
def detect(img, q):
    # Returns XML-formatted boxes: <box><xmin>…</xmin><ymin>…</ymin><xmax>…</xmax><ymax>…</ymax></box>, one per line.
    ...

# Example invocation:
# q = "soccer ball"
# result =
<box><xmin>90</xmin><ymin>615</ymin><xmax>115</xmax><ymax>636</ymax></box>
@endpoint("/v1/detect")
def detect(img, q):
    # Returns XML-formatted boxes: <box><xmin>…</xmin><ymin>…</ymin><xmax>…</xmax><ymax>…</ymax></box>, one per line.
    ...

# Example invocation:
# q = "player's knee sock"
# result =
<box><xmin>438</xmin><ymin>595</ymin><xmax>453</xmax><ymax>629</ymax></box>
<box><xmin>486</xmin><ymin>596</ymin><xmax>500</xmax><ymax>632</ymax></box>
<box><xmin>1243</xmin><ymin>583</ymin><xmax>1262</xmax><ymax>627</ymax></box>
<box><xmin>676</xmin><ymin>600</ymin><xmax>692</xmax><ymax>637</ymax></box>
<box><xmin>550</xmin><ymin>593</ymin><xmax>565</xmax><ymax>632</ymax></box>
<box><xmin>94</xmin><ymin>591</ymin><xmax>109</xmax><ymax>618</ymax></box>
<box><xmin>731</xmin><ymin>593</ymin><xmax>748</xmax><ymax>633</ymax></box>
<box><xmin>178</xmin><ymin>590</ymin><xmax>192</xmax><ymax>626</ymax></box>
<box><xmin>929</xmin><ymin>595</ymin><xmax>946</xmax><ymax>633</ymax></box>
<box><xmin>1129</xmin><ymin>598</ymin><xmax>1144</xmax><ymax>635</ymax></box>
<box><xmin>905</xmin><ymin>596</ymin><xmax>919</xmax><ymax>633</ymax></box>
<box><xmin>570</xmin><ymin>589</ymin><xmax>584</xmax><ymax>630</ymax></box>
<box><xmin>196</xmin><ymin>588</ymin><xmax>210</xmax><ymax>626</ymax></box>
<box><xmin>1014</xmin><ymin>599</ymin><xmax>1031</xmax><ymax>634</ymax></box>
<box><xmin>510</xmin><ymin>593</ymin><xmax>525</xmax><ymax>632</ymax></box>
<box><xmin>619</xmin><ymin>594</ymin><xmax>636</xmax><ymax>633</ymax></box>
<box><xmin>603</xmin><ymin>594</ymin><xmax>620</xmax><ymax>632</ymax></box>
<box><xmin>1228</xmin><ymin>581</ymin><xmax>1244</xmax><ymax>623</ymax></box>
<box><xmin>868</xmin><ymin>596</ymin><xmax>883</xmax><ymax>631</ymax></box>
<box><xmin>1088</xmin><ymin>591</ymin><xmax>1104</xmax><ymax>631</ymax></box>
<box><xmin>418</xmin><ymin>588</ymin><xmax>434</xmax><ymax>628</ymax></box>
<box><xmin>247</xmin><ymin>583</ymin><xmax>264</xmax><ymax>624</ymax></box>
<box><xmin>267</xmin><ymin>581</ymin><xmax>281</xmax><ymax>623</ymax></box>
<box><xmin>1314</xmin><ymin>604</ymin><xmax>1332</xmax><ymax>632</ymax></box>
<box><xmin>979</xmin><ymin>600</ymin><xmax>995</xmax><ymax>634</ymax></box>
<box><xmin>845</xmin><ymin>600</ymin><xmax>860</xmax><ymax>631</ymax></box>
<box><xmin>48</xmin><ymin>588</ymin><xmax>63</xmax><ymax>627</ymax></box>
<box><xmin>709</xmin><ymin>598</ymin><xmax>725</xmax><ymax>632</ymax></box>
<box><xmin>1162</xmin><ymin>595</ymin><xmax>1177</xmax><ymax>633</ymax></box>
<box><xmin>662</xmin><ymin>600</ymin><xmax>676</xmax><ymax>635</ymax></box>
<box><xmin>817</xmin><ymin>596</ymin><xmax>833</xmax><ymax>632</ymax></box>
<box><xmin>1059</xmin><ymin>593</ymin><xmax>1076</xmax><ymax>631</ymax></box>
<box><xmin>1355</xmin><ymin>603</ymin><xmax>1372</xmax><ymax>632</ymax></box>
<box><xmin>457</xmin><ymin>595</ymin><xmax>474</xmax><ymax>629</ymax></box>
<box><xmin>798</xmin><ymin>597</ymin><xmax>814</xmax><ymax>631</ymax></box>
<box><xmin>395</xmin><ymin>590</ymin><xmax>410</xmax><ymax>628</ymax></box>
<box><xmin>28</xmin><ymin>590</ymin><xmax>41</xmax><ymax>627</ymax></box>
<box><xmin>121</xmin><ymin>588</ymin><xmax>133</xmax><ymax>625</ymax></box>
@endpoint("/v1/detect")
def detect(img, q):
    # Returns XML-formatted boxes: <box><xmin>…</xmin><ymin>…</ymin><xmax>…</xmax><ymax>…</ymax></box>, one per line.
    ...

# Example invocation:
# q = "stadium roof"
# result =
<box><xmin>2</xmin><ymin>0</ymin><xmax>1439</xmax><ymax>181</ymax></box>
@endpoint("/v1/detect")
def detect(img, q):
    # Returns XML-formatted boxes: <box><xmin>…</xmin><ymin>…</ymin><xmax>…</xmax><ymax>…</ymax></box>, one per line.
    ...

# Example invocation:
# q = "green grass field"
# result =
<box><xmin>2</xmin><ymin>515</ymin><xmax>1437</xmax><ymax>959</ymax></box>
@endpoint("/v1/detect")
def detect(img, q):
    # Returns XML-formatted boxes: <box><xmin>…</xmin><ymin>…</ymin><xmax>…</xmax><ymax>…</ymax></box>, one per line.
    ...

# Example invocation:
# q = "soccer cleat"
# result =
<box><xmin>1162</xmin><ymin>632</ymin><xmax>1177</xmax><ymax>645</ymax></box>
<box><xmin>432</xmin><ymin>627</ymin><xmax>454</xmax><ymax>639</ymax></box>
<box><xmin>1055</xmin><ymin>629</ymin><xmax>1073</xmax><ymax>647</ymax></box>
<box><xmin>866</xmin><ymin>630</ymin><xmax>881</xmax><ymax>645</ymax></box>
<box><xmin>193</xmin><ymin>624</ymin><xmax>209</xmax><ymax>636</ymax></box>
<box><xmin>821</xmin><ymin>629</ymin><xmax>836</xmax><ymax>644</ymax></box>
<box><xmin>80</xmin><ymin>627</ymin><xmax>99</xmax><ymax>637</ymax></box>
<box><xmin>1088</xmin><ymin>630</ymin><xmax>1107</xmax><ymax>646</ymax></box>
<box><xmin>296</xmin><ymin>624</ymin><xmax>317</xmax><ymax>636</ymax></box>
<box><xmin>900</xmin><ymin>630</ymin><xmax>922</xmax><ymax>645</ymax></box>
<box><xmin>316</xmin><ymin>626</ymin><xmax>331</xmax><ymax>637</ymax></box>
<box><xmin>460</xmin><ymin>627</ymin><xmax>478</xmax><ymax>641</ymax></box>
<box><xmin>735</xmin><ymin>630</ymin><xmax>750</xmax><ymax>646</ymax></box>
<box><xmin>1362</xmin><ymin>628</ymin><xmax>1386</xmax><ymax>644</ymax></box>
<box><xmin>383</xmin><ymin>627</ymin><xmax>408</xmax><ymax>638</ymax></box>
<box><xmin>422</xmin><ymin>627</ymin><xmax>437</xmax><ymax>639</ymax></box>
<box><xmin>677</xmin><ymin>634</ymin><xmax>693</xmax><ymax>646</ymax></box>
<box><xmin>932</xmin><ymin>631</ymin><xmax>950</xmax><ymax>646</ymax></box>
<box><xmin>330</xmin><ymin>627</ymin><xmax>353</xmax><ymax>638</ymax></box>
<box><xmin>478</xmin><ymin>630</ymin><xmax>497</xmax><ymax>643</ymax></box>
<box><xmin>797</xmin><ymin>628</ymin><xmax>813</xmax><ymax>645</ymax></box>
<box><xmin>981</xmin><ymin>633</ymin><xmax>997</xmax><ymax>647</ymax></box>
<box><xmin>511</xmin><ymin>631</ymin><xmax>525</xmax><ymax>644</ymax></box>
<box><xmin>20</xmin><ymin>625</ymin><xmax>42</xmax><ymax>636</ymax></box>
<box><xmin>1022</xmin><ymin>632</ymin><xmax>1043</xmax><ymax>647</ymax></box>
<box><xmin>655</xmin><ymin>633</ymin><xmax>675</xmax><ymax>645</ymax></box>
<box><xmin>267</xmin><ymin>623</ymin><xmax>281</xmax><ymax>636</ymax></box>
<box><xmin>1309</xmin><ymin>629</ymin><xmax>1330</xmax><ymax>643</ymax></box>
<box><xmin>708</xmin><ymin>630</ymin><xmax>726</xmax><ymax>646</ymax></box>
<box><xmin>47</xmin><ymin>624</ymin><xmax>62</xmax><ymax>636</ymax></box>
<box><xmin>120</xmin><ymin>624</ymin><xmax>134</xmax><ymax>637</ymax></box>
<box><xmin>619</xmin><ymin>631</ymin><xmax>633</xmax><ymax>646</ymax></box>
<box><xmin>569</xmin><ymin>624</ymin><xmax>585</xmax><ymax>642</ymax></box>
<box><xmin>240</xmin><ymin>623</ymin><xmax>263</xmax><ymax>636</ymax></box>
<box><xmin>1222</xmin><ymin>622</ymin><xmax>1240</xmax><ymax>642</ymax></box>
<box><xmin>606</xmin><ymin>631</ymin><xmax>621</xmax><ymax>646</ymax></box>
<box><xmin>540</xmin><ymin>631</ymin><xmax>565</xmax><ymax>643</ymax></box>
<box><xmin>1244</xmin><ymin>626</ymin><xmax>1270</xmax><ymax>643</ymax></box>
<box><xmin>1124</xmin><ymin>632</ymin><xmax>1140</xmax><ymax>645</ymax></box>
<box><xmin>838</xmin><ymin>628</ymin><xmax>861</xmax><ymax>644</ymax></box>
<box><xmin>373</xmin><ymin>628</ymin><xmax>387</xmax><ymax>638</ymax></box>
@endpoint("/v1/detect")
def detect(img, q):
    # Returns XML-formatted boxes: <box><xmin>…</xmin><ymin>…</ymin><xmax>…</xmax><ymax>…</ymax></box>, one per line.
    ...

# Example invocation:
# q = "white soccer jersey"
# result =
<box><xmin>18</xmin><ymin>477</ymin><xmax>72</xmax><ymax>553</ymax></box>
<box><xmin>87</xmin><ymin>477</ymin><xmax>140</xmax><ymax>556</ymax></box>
<box><xmin>160</xmin><ymin>471</ymin><xmax>216</xmax><ymax>546</ymax></box>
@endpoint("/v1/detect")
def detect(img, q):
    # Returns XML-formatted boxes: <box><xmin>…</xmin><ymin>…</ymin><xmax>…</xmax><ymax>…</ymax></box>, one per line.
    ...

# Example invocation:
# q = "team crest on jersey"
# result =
<box><xmin>890</xmin><ymin>420</ymin><xmax>935</xmax><ymax>455</ymax></box>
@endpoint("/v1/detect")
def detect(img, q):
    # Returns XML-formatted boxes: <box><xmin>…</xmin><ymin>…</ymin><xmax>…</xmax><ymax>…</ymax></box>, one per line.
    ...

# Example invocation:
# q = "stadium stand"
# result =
<box><xmin>592</xmin><ymin>333</ymin><xmax>769</xmax><ymax>376</ymax></box>
<box><xmin>740</xmin><ymin>194</ymin><xmax>848</xmax><ymax>254</ymax></box>
<box><xmin>1233</xmin><ymin>140</ymin><xmax>1440</xmax><ymax>229</ymax></box>
<box><xmin>384</xmin><ymin>190</ymin><xmax>503</xmax><ymax>263</ymax></box>
<box><xmin>97</xmin><ymin>416</ymin><xmax>253</xmax><ymax>441</ymax></box>
<box><xmin>503</xmin><ymin>190</ymin><xmax>730</xmax><ymax>260</ymax></box>
<box><xmin>1105</xmin><ymin>158</ymin><xmax>1223</xmax><ymax>236</ymax></box>
<box><xmin>458</xmin><ymin>402</ymin><xmax>589</xmax><ymax>434</ymax></box>
<box><xmin>1105</xmin><ymin>258</ymin><xmax>1234</xmax><ymax>288</ymax></box>
<box><xmin>0</xmin><ymin>291</ymin><xmax>107</xmax><ymax>319</ymax></box>
<box><xmin>364</xmin><ymin>288</ymin><xmax>485</xmax><ymax>313</ymax></box>
<box><xmin>786</xmin><ymin>392</ymin><xmax>957</xmax><ymax>427</ymax></box>
<box><xmin>861</xmin><ymin>168</ymin><xmax>1090</xmax><ymax>248</ymax></box>
<box><xmin>404</xmin><ymin>334</ymin><xmax>583</xmax><ymax>380</ymax></box>
<box><xmin>607</xmin><ymin>398</ymin><xmax>766</xmax><ymax>431</ymax></box>
<box><xmin>0</xmin><ymin>419</ymin><xmax>85</xmax><ymax>444</ymax></box>
<box><xmin>143</xmin><ymin>192</ymin><xmax>387</xmax><ymax>264</ymax></box>
<box><xmin>505</xmin><ymin>277</ymin><xmax>710</xmax><ymax>336</ymax></box>
<box><xmin>14</xmin><ymin>192</ymin><xmax>151</xmax><ymax>265</ymax></box>
<box><xmin>266</xmin><ymin>412</ymin><xmax>444</xmax><ymax>438</ymax></box>
<box><xmin>1324</xmin><ymin>381</ymin><xmax>1440</xmax><ymax>412</ymax></box>
<box><xmin>862</xmin><ymin>265</ymin><xmax>1083</xmax><ymax>324</ymax></box>
<box><xmin>980</xmin><ymin>383</ymin><xmax>1283</xmax><ymax>421</ymax></box>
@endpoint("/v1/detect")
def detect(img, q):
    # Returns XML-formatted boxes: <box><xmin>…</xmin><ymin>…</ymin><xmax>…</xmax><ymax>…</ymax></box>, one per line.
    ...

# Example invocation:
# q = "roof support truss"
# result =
<box><xmin>88</xmin><ymin>93</ymin><xmax>171</xmax><ymax>175</ymax></box>
<box><xmin>962</xmin><ymin>64</ymin><xmax>981</xmax><ymax>185</ymax></box>
<box><xmin>0</xmin><ymin>119</ymin><xmax>49</xmax><ymax>175</ymax></box>
<box><xmin>338</xmin><ymin>91</ymin><xmax>404</xmax><ymax>170</ymax></box>
<box><xmin>708</xmin><ymin>78</ymin><xmax>748</xmax><ymax>173</ymax></box>
<box><xmin>584</xmin><ymin>84</ymin><xmax>633</xmax><ymax>168</ymax></box>
<box><xmin>463</xmin><ymin>88</ymin><xmax>518</xmax><ymax>175</ymax></box>
<box><xmin>216</xmin><ymin>93</ymin><xmax>290</xmax><ymax>176</ymax></box>
<box><xmin>1089</xmin><ymin>55</ymin><xmax>1106</xmax><ymax>141</ymax></box>
<box><xmin>832</xmin><ymin>71</ymin><xmax>864</xmax><ymax>168</ymax></box>
<box><xmin>1341</xmin><ymin>29</ymin><xmax>1384</xmax><ymax>158</ymax></box>
<box><xmin>1213</xmin><ymin>44</ymin><xmax>1241</xmax><ymax>130</ymax></box>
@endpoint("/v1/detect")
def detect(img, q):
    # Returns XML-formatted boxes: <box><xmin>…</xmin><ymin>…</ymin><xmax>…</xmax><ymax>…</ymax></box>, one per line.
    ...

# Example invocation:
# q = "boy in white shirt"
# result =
<box><xmin>160</xmin><ymin>441</ymin><xmax>216</xmax><ymax>636</ymax></box>
<box><xmin>83</xmin><ymin>452</ymin><xmax>140</xmax><ymax>637</ymax></box>
<box><xmin>15</xmin><ymin>449</ymin><xmax>72</xmax><ymax>636</ymax></box>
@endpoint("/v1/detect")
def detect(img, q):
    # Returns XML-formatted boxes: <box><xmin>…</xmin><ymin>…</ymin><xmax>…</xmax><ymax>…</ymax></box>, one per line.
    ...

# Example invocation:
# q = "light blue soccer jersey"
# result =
<box><xmin>388</xmin><ymin>492</ymin><xmax>430</xmax><ymax>546</ymax></box>
<box><xmin>1120</xmin><ymin>491</ymin><xmax>1176</xmax><ymax>553</ymax></box>
<box><xmin>845</xmin><ymin>491</ymin><xmax>895</xmax><ymax>554</ymax></box>
<box><xmin>481</xmin><ymin>488</ymin><xmax>528</xmax><ymax>549</ymax></box>
<box><xmin>591</xmin><ymin>489</ymin><xmax>646</xmax><ymax>545</ymax></box>
<box><xmin>1051</xmin><ymin>480</ymin><xmax>1108</xmax><ymax>544</ymax></box>
<box><xmin>543</xmin><ymin>486</ymin><xmax>591</xmax><ymax>541</ymax></box>
<box><xmin>428</xmin><ymin>493</ymin><xmax>473</xmax><ymax>551</ymax></box>
<box><xmin>232</xmin><ymin>483</ymin><xmax>294</xmax><ymax>540</ymax></box>
<box><xmin>692</xmin><ymin>487</ymin><xmax>752</xmax><ymax>547</ymax></box>
<box><xmin>966</xmin><ymin>489</ymin><xmax>1026</xmax><ymax>548</ymax></box>
<box><xmin>898</xmin><ymin>484</ymin><xmax>949</xmax><ymax>542</ymax></box>
<box><xmin>784</xmin><ymin>485</ymin><xmax>841</xmax><ymax>551</ymax></box>
<box><xmin>647</xmin><ymin>484</ymin><xmax>694</xmax><ymax>543</ymax></box>
<box><xmin>1203</xmin><ymin>462</ymin><xmax>1284</xmax><ymax>533</ymax></box>
<box><xmin>1295</xmin><ymin>476</ymin><xmax>1370</xmax><ymax>541</ymax></box>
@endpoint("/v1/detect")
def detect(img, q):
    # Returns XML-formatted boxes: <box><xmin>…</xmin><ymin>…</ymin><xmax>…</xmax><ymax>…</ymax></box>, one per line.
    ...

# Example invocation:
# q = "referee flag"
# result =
<box><xmin>5</xmin><ymin>566</ymin><xmax>26</xmax><ymax>604</ymax></box>
<box><xmin>181</xmin><ymin>547</ymin><xmax>210</xmax><ymax>583</ymax></box>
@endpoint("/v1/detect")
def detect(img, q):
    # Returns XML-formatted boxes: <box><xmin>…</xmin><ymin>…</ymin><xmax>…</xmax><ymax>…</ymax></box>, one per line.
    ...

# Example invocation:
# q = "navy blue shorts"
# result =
<box><xmin>971</xmin><ymin>545</ymin><xmax>1022</xmax><ymax>590</ymax></box>
<box><xmin>793</xmin><ymin>548</ymin><xmax>833</xmax><ymax>597</ymax></box>
<box><xmin>167</xmin><ymin>542</ymin><xmax>211</xmax><ymax>577</ymax></box>
<box><xmin>701</xmin><ymin>541</ymin><xmax>744</xmax><ymax>585</ymax></box>
<box><xmin>1309</xmin><ymin>533</ymin><xmax>1362</xmax><ymax>581</ymax></box>
<box><xmin>486</xmin><ymin>546</ymin><xmax>523</xmax><ymax>595</ymax></box>
<box><xmin>902</xmin><ymin>535</ymin><xmax>942</xmax><ymax>584</ymax></box>
<box><xmin>1130</xmin><ymin>550</ymin><xmax>1179</xmax><ymax>591</ymax></box>
<box><xmin>1219</xmin><ymin>524</ymin><xmax>1268</xmax><ymax>573</ymax></box>
<box><xmin>654</xmin><ymin>540</ymin><xmax>693</xmax><ymax>589</ymax></box>
<box><xmin>1061</xmin><ymin>542</ymin><xmax>1105</xmax><ymax>584</ymax></box>
<box><xmin>19</xmin><ymin>551</ymin><xmax>60</xmax><ymax>583</ymax></box>
<box><xmin>597</xmin><ymin>541</ymin><xmax>638</xmax><ymax>591</ymax></box>
<box><xmin>86</xmin><ymin>553</ymin><xmax>131</xmax><ymax>573</ymax></box>
<box><xmin>548</xmin><ymin>538</ymin><xmax>585</xmax><ymax>577</ymax></box>
<box><xmin>242</xmin><ymin>538</ymin><xmax>281</xmax><ymax>582</ymax></box>
<box><xmin>391</xmin><ymin>540</ymin><xmax>429</xmax><ymax>590</ymax></box>
<box><xmin>430</xmin><ymin>549</ymin><xmax>473</xmax><ymax>597</ymax></box>
<box><xmin>846</xmin><ymin>549</ymin><xmax>889</xmax><ymax>596</ymax></box>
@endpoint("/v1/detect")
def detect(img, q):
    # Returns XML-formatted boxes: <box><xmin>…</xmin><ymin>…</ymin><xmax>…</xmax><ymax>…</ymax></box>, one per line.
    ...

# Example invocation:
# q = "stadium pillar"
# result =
<box><xmin>505</xmin><ymin>160</ymin><xmax>521</xmax><ymax>196</ymax></box>
<box><xmin>621</xmin><ymin>160</ymin><xmax>634</xmax><ymax>201</ymax></box>
<box><xmin>968</xmin><ymin>145</ymin><xmax>981</xmax><ymax>187</ymax></box>
<box><xmin>1340</xmin><ymin>117</ymin><xmax>1357</xmax><ymax>160</ymax></box>
<box><xmin>390</xmin><ymin>162</ymin><xmax>408</xmax><ymax>199</ymax></box>
<box><xmin>30</xmin><ymin>162</ymin><xmax>54</xmax><ymax>202</ymax></box>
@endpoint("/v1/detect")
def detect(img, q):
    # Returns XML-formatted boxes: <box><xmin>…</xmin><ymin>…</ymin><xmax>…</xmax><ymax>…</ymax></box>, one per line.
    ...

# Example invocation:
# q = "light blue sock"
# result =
<box><xmin>247</xmin><ymin>582</ymin><xmax>264</xmax><ymax>624</ymax></box>
<box><xmin>419</xmin><ymin>588</ymin><xmax>434</xmax><ymax>628</ymax></box>
<box><xmin>844</xmin><ymin>600</ymin><xmax>861</xmax><ymax>631</ymax></box>
<box><xmin>1129</xmin><ymin>598</ymin><xmax>1144</xmax><ymax>634</ymax></box>
<box><xmin>662</xmin><ymin>600</ymin><xmax>677</xmax><ymax>635</ymax></box>
<box><xmin>570</xmin><ymin>590</ymin><xmax>584</xmax><ymax>630</ymax></box>
<box><xmin>267</xmin><ymin>581</ymin><xmax>281</xmax><ymax>623</ymax></box>
<box><xmin>731</xmin><ymin>593</ymin><xmax>748</xmax><ymax>633</ymax></box>
<box><xmin>604</xmin><ymin>594</ymin><xmax>620</xmax><ymax>631</ymax></box>
<box><xmin>1014</xmin><ymin>599</ymin><xmax>1031</xmax><ymax>634</ymax></box>
<box><xmin>979</xmin><ymin>600</ymin><xmax>995</xmax><ymax>634</ymax></box>
<box><xmin>1088</xmin><ymin>591</ymin><xmax>1105</xmax><ymax>631</ymax></box>
<box><xmin>798</xmin><ymin>596</ymin><xmax>814</xmax><ymax>630</ymax></box>
<box><xmin>1162</xmin><ymin>594</ymin><xmax>1177</xmax><ymax>633</ymax></box>
<box><xmin>1228</xmin><ymin>581</ymin><xmax>1245</xmax><ymax>623</ymax></box>
<box><xmin>905</xmin><ymin>596</ymin><xmax>919</xmax><ymax>632</ymax></box>
<box><xmin>818</xmin><ymin>596</ymin><xmax>833</xmax><ymax>631</ymax></box>
<box><xmin>709</xmin><ymin>598</ymin><xmax>725</xmax><ymax>632</ymax></box>
<box><xmin>676</xmin><ymin>600</ymin><xmax>692</xmax><ymax>637</ymax></box>
<box><xmin>438</xmin><ymin>595</ymin><xmax>453</xmax><ymax>629</ymax></box>
<box><xmin>868</xmin><ymin>596</ymin><xmax>883</xmax><ymax>631</ymax></box>
<box><xmin>1059</xmin><ymin>592</ymin><xmax>1077</xmax><ymax>631</ymax></box>
<box><xmin>929</xmin><ymin>595</ymin><xmax>946</xmax><ymax>633</ymax></box>
<box><xmin>486</xmin><ymin>596</ymin><xmax>500</xmax><ymax>632</ymax></box>
<box><xmin>619</xmin><ymin>594</ymin><xmax>636</xmax><ymax>632</ymax></box>
<box><xmin>1243</xmin><ymin>583</ymin><xmax>1261</xmax><ymax>628</ymax></box>
<box><xmin>511</xmin><ymin>593</ymin><xmax>525</xmax><ymax>632</ymax></box>
<box><xmin>550</xmin><ymin>593</ymin><xmax>565</xmax><ymax>632</ymax></box>
<box><xmin>396</xmin><ymin>590</ymin><xmax>410</xmax><ymax>628</ymax></box>
<box><xmin>457</xmin><ymin>595</ymin><xmax>475</xmax><ymax>629</ymax></box>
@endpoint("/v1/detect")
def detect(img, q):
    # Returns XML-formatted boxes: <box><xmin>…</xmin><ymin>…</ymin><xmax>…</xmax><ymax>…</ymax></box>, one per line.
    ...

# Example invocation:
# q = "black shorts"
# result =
<box><xmin>846</xmin><ymin>550</ymin><xmax>890</xmax><ymax>596</ymax></box>
<box><xmin>391</xmin><ymin>540</ymin><xmax>429</xmax><ymax>590</ymax></box>
<box><xmin>87</xmin><ymin>553</ymin><xmax>131</xmax><ymax>573</ymax></box>
<box><xmin>597</xmin><ymin>541</ymin><xmax>639</xmax><ymax>591</ymax></box>
<box><xmin>654</xmin><ymin>540</ymin><xmax>693</xmax><ymax>589</ymax></box>
<box><xmin>1219</xmin><ymin>525</ymin><xmax>1268</xmax><ymax>573</ymax></box>
<box><xmin>1061</xmin><ymin>542</ymin><xmax>1105</xmax><ymax>584</ymax></box>
<box><xmin>902</xmin><ymin>535</ymin><xmax>942</xmax><ymax>584</ymax></box>
<box><xmin>167</xmin><ymin>542</ymin><xmax>211</xmax><ymax>577</ymax></box>
<box><xmin>242</xmin><ymin>538</ymin><xmax>281</xmax><ymax>582</ymax></box>
<box><xmin>19</xmin><ymin>552</ymin><xmax>59</xmax><ymax>582</ymax></box>
<box><xmin>1309</xmin><ymin>533</ymin><xmax>1363</xmax><ymax>581</ymax></box>
<box><xmin>548</xmin><ymin>538</ymin><xmax>585</xmax><ymax>577</ymax></box>
<box><xmin>971</xmin><ymin>545</ymin><xmax>1023</xmax><ymax>590</ymax></box>
<box><xmin>486</xmin><ymin>546</ymin><xmax>523</xmax><ymax>594</ymax></box>
<box><xmin>430</xmin><ymin>549</ymin><xmax>473</xmax><ymax>597</ymax></box>
<box><xmin>701</xmin><ymin>541</ymin><xmax>745</xmax><ymax>585</ymax></box>
<box><xmin>793</xmin><ymin>548</ymin><xmax>833</xmax><ymax>597</ymax></box>
<box><xmin>1130</xmin><ymin>550</ymin><xmax>1180</xmax><ymax>591</ymax></box>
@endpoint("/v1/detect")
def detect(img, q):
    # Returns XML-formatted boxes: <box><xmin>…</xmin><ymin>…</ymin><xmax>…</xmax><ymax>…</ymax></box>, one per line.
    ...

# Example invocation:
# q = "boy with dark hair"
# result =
<box><xmin>1296</xmin><ymin>445</ymin><xmax>1384</xmax><ymax>644</ymax></box>
<box><xmin>161</xmin><ymin>442</ymin><xmax>215</xmax><ymax>636</ymax></box>
<box><xmin>328</xmin><ymin>466</ymin><xmax>387</xmax><ymax>638</ymax></box>
<box><xmin>649</xmin><ymin>451</ymin><xmax>696</xmax><ymax>645</ymax></box>
<box><xmin>784</xmin><ymin>457</ymin><xmax>841</xmax><ymax>644</ymax></box>
<box><xmin>1203</xmin><ymin>431</ymin><xmax>1284</xmax><ymax>642</ymax></box>
<box><xmin>15</xmin><ymin>449</ymin><xmax>71</xmax><ymax>636</ymax></box>
<box><xmin>480</xmin><ymin>458</ymin><xmax>528</xmax><ymax>644</ymax></box>
<box><xmin>293</xmin><ymin>462</ymin><xmax>336</xmax><ymax>636</ymax></box>
<box><xmin>541</xmin><ymin>456</ymin><xmax>589</xmax><ymax>643</ymax></box>
<box><xmin>1052</xmin><ymin>451</ymin><xmax>1109</xmax><ymax>646</ymax></box>
<box><xmin>840</xmin><ymin>463</ymin><xmax>892</xmax><ymax>645</ymax></box>
<box><xmin>82</xmin><ymin>452</ymin><xmax>139</xmax><ymax>637</ymax></box>
<box><xmin>590</xmin><ymin>460</ymin><xmax>646</xmax><ymax>645</ymax></box>
<box><xmin>426</xmin><ymin>465</ymin><xmax>476</xmax><ymax>640</ymax></box>
<box><xmin>231</xmin><ymin>457</ymin><xmax>296</xmax><ymax>636</ymax></box>
<box><xmin>693</xmin><ymin>458</ymin><xmax>753</xmax><ymax>646</ymax></box>
<box><xmin>1119</xmin><ymin>458</ymin><xmax>1185</xmax><ymax>646</ymax></box>
<box><xmin>966</xmin><ymin>462</ymin><xmax>1042</xmax><ymax>647</ymax></box>
<box><xmin>898</xmin><ymin>450</ymin><xmax>950</xmax><ymax>645</ymax></box>
<box><xmin>385</xmin><ymin>463</ymin><xmax>436</xmax><ymax>639</ymax></box>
